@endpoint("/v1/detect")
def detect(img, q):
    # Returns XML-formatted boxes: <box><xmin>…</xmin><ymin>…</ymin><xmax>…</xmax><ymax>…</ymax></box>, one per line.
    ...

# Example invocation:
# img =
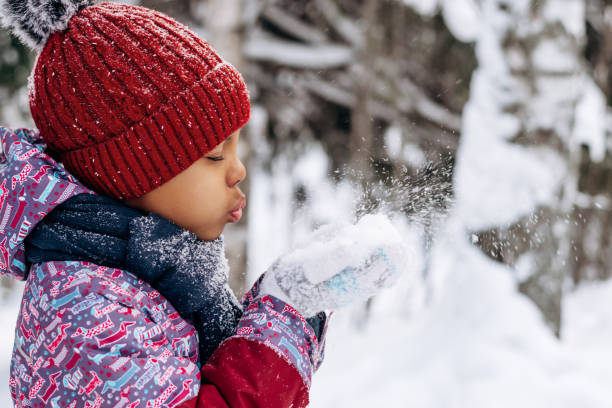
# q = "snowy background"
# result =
<box><xmin>2</xmin><ymin>0</ymin><xmax>612</xmax><ymax>407</ymax></box>
<box><xmin>245</xmin><ymin>142</ymin><xmax>612</xmax><ymax>407</ymax></box>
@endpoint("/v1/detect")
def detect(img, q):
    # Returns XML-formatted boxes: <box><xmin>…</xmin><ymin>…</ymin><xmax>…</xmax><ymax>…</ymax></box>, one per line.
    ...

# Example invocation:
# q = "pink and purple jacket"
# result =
<box><xmin>1</xmin><ymin>127</ymin><xmax>327</xmax><ymax>407</ymax></box>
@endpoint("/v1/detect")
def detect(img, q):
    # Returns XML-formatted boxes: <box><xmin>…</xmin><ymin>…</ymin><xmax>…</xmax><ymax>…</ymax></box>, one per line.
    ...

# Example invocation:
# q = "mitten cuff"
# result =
<box><xmin>238</xmin><ymin>275</ymin><xmax>330</xmax><ymax>386</ymax></box>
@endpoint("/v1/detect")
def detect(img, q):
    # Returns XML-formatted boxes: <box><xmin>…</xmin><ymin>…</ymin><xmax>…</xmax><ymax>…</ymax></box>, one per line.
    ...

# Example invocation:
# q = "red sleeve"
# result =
<box><xmin>175</xmin><ymin>337</ymin><xmax>309</xmax><ymax>408</ymax></box>
<box><xmin>176</xmin><ymin>277</ymin><xmax>329</xmax><ymax>408</ymax></box>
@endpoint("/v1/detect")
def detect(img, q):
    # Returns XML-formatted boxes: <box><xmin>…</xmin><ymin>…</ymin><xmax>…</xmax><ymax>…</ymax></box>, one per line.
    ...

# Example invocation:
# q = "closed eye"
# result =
<box><xmin>207</xmin><ymin>156</ymin><xmax>224</xmax><ymax>162</ymax></box>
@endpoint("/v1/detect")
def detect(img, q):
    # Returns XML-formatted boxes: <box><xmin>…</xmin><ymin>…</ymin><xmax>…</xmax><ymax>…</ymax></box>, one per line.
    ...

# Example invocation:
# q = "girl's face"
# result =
<box><xmin>125</xmin><ymin>131</ymin><xmax>246</xmax><ymax>241</ymax></box>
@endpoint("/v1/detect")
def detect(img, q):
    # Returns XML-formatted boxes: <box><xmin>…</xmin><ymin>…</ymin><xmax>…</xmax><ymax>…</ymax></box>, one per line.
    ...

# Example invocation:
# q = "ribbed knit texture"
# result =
<box><xmin>28</xmin><ymin>2</ymin><xmax>250</xmax><ymax>199</ymax></box>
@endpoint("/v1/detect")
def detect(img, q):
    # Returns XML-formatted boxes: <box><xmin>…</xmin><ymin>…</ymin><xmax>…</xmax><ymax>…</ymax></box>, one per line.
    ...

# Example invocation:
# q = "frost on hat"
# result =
<box><xmin>0</xmin><ymin>0</ymin><xmax>251</xmax><ymax>199</ymax></box>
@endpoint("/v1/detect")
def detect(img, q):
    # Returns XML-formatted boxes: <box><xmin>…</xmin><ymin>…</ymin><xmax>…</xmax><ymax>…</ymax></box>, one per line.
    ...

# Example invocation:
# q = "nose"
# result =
<box><xmin>228</xmin><ymin>156</ymin><xmax>247</xmax><ymax>187</ymax></box>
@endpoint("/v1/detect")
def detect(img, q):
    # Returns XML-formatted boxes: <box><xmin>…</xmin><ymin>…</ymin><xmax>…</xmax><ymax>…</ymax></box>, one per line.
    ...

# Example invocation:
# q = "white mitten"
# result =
<box><xmin>259</xmin><ymin>214</ymin><xmax>409</xmax><ymax>317</ymax></box>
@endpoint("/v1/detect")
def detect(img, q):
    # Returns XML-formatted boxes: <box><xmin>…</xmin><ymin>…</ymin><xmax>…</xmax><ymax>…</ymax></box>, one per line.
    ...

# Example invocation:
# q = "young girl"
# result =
<box><xmin>0</xmin><ymin>1</ymin><xmax>407</xmax><ymax>407</ymax></box>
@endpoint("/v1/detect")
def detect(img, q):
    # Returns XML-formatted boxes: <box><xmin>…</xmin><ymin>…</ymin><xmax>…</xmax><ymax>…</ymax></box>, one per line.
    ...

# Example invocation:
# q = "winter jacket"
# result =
<box><xmin>25</xmin><ymin>192</ymin><xmax>245</xmax><ymax>364</ymax></box>
<box><xmin>1</xmin><ymin>127</ymin><xmax>327</xmax><ymax>407</ymax></box>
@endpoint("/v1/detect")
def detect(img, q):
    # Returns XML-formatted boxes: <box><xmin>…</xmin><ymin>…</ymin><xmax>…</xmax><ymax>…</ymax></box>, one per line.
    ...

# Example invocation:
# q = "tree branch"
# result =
<box><xmin>244</xmin><ymin>33</ymin><xmax>354</xmax><ymax>69</ymax></box>
<box><xmin>299</xmin><ymin>73</ymin><xmax>462</xmax><ymax>132</ymax></box>
<box><xmin>300</xmin><ymin>75</ymin><xmax>397</xmax><ymax>121</ymax></box>
<box><xmin>397</xmin><ymin>78</ymin><xmax>463</xmax><ymax>132</ymax></box>
<box><xmin>260</xmin><ymin>5</ymin><xmax>329</xmax><ymax>44</ymax></box>
<box><xmin>313</xmin><ymin>0</ymin><xmax>364</xmax><ymax>48</ymax></box>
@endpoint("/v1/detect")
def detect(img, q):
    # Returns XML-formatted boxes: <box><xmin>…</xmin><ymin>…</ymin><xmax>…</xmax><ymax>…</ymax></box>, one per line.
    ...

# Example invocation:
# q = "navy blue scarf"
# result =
<box><xmin>24</xmin><ymin>193</ymin><xmax>243</xmax><ymax>363</ymax></box>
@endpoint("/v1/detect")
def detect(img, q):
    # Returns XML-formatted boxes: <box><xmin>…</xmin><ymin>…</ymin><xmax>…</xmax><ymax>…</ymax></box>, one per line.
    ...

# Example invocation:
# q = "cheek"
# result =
<box><xmin>163</xmin><ymin>165</ymin><xmax>229</xmax><ymax>223</ymax></box>
<box><xmin>190</xmin><ymin>179</ymin><xmax>228</xmax><ymax>217</ymax></box>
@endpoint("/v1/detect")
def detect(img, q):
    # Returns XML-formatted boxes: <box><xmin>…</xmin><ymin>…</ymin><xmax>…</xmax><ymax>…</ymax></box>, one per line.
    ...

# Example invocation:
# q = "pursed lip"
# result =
<box><xmin>228</xmin><ymin>196</ymin><xmax>246</xmax><ymax>222</ymax></box>
<box><xmin>231</xmin><ymin>197</ymin><xmax>246</xmax><ymax>213</ymax></box>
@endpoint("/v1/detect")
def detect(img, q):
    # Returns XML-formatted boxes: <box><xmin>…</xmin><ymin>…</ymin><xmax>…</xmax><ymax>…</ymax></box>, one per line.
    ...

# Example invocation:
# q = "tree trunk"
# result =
<box><xmin>349</xmin><ymin>0</ymin><xmax>378</xmax><ymax>217</ymax></box>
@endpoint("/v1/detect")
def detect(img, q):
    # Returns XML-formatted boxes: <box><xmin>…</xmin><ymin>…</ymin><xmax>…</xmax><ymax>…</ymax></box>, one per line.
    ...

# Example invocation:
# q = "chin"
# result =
<box><xmin>196</xmin><ymin>226</ymin><xmax>224</xmax><ymax>241</ymax></box>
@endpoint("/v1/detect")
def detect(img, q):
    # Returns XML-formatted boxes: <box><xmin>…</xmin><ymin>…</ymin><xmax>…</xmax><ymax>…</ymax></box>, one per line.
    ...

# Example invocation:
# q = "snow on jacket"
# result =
<box><xmin>1</xmin><ymin>127</ymin><xmax>327</xmax><ymax>407</ymax></box>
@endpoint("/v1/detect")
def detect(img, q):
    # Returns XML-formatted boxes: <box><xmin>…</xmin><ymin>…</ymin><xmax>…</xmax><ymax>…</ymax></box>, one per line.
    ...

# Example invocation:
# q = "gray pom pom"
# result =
<box><xmin>0</xmin><ymin>0</ymin><xmax>98</xmax><ymax>50</ymax></box>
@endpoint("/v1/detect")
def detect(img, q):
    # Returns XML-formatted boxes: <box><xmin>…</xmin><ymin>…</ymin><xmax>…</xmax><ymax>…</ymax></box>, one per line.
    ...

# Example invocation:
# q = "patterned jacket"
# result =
<box><xmin>1</xmin><ymin>127</ymin><xmax>327</xmax><ymax>407</ymax></box>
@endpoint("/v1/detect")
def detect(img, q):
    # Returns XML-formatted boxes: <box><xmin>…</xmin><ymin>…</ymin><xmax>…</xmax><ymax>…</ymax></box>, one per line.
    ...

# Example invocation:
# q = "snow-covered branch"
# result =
<box><xmin>260</xmin><ymin>5</ymin><xmax>329</xmax><ymax>44</ymax></box>
<box><xmin>313</xmin><ymin>0</ymin><xmax>364</xmax><ymax>48</ymax></box>
<box><xmin>300</xmin><ymin>73</ymin><xmax>462</xmax><ymax>133</ymax></box>
<box><xmin>396</xmin><ymin>77</ymin><xmax>463</xmax><ymax>131</ymax></box>
<box><xmin>244</xmin><ymin>34</ymin><xmax>354</xmax><ymax>69</ymax></box>
<box><xmin>300</xmin><ymin>75</ymin><xmax>396</xmax><ymax>121</ymax></box>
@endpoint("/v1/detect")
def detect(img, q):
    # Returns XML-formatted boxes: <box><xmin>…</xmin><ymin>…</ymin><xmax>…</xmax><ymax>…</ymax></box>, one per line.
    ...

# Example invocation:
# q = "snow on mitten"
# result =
<box><xmin>259</xmin><ymin>214</ymin><xmax>410</xmax><ymax>317</ymax></box>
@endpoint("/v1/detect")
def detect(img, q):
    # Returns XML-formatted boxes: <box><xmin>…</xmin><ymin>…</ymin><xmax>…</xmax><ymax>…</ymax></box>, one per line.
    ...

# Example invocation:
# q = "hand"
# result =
<box><xmin>258</xmin><ymin>214</ymin><xmax>409</xmax><ymax>317</ymax></box>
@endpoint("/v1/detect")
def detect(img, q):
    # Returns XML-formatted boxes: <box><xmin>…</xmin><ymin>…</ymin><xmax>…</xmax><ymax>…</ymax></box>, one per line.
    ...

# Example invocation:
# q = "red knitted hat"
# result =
<box><xmin>9</xmin><ymin>1</ymin><xmax>250</xmax><ymax>199</ymax></box>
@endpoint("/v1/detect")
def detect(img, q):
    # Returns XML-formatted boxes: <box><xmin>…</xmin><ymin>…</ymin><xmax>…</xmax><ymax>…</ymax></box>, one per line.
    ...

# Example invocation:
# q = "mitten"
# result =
<box><xmin>258</xmin><ymin>214</ymin><xmax>409</xmax><ymax>317</ymax></box>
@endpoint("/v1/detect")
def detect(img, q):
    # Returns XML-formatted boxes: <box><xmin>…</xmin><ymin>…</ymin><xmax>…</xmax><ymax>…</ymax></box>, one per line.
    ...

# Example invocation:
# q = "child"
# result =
<box><xmin>0</xmin><ymin>1</ymin><xmax>407</xmax><ymax>407</ymax></box>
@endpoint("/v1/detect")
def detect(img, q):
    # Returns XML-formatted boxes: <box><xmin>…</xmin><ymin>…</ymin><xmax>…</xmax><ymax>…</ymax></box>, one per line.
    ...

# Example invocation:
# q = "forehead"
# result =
<box><xmin>212</xmin><ymin>132</ymin><xmax>240</xmax><ymax>149</ymax></box>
